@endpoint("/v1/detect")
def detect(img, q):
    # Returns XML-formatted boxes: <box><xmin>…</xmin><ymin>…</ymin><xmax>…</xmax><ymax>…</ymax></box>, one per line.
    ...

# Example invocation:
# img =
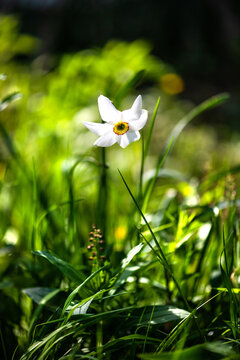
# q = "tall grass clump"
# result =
<box><xmin>1</xmin><ymin>15</ymin><xmax>240</xmax><ymax>360</ymax></box>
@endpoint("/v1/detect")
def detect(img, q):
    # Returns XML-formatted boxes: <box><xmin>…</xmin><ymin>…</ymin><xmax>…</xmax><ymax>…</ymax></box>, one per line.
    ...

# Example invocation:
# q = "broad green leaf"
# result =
<box><xmin>129</xmin><ymin>305</ymin><xmax>190</xmax><ymax>327</ymax></box>
<box><xmin>22</xmin><ymin>287</ymin><xmax>59</xmax><ymax>305</ymax></box>
<box><xmin>140</xmin><ymin>342</ymin><xmax>234</xmax><ymax>359</ymax></box>
<box><xmin>33</xmin><ymin>250</ymin><xmax>86</xmax><ymax>283</ymax></box>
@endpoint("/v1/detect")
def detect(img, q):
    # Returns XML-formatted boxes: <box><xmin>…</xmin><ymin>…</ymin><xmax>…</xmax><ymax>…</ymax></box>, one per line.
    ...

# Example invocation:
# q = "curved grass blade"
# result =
<box><xmin>118</xmin><ymin>169</ymin><xmax>191</xmax><ymax>311</ymax></box>
<box><xmin>61</xmin><ymin>265</ymin><xmax>108</xmax><ymax>316</ymax></box>
<box><xmin>142</xmin><ymin>137</ymin><xmax>173</xmax><ymax>213</ymax></box>
<box><xmin>0</xmin><ymin>92</ymin><xmax>22</xmax><ymax>112</ymax></box>
<box><xmin>163</xmin><ymin>92</ymin><xmax>229</xmax><ymax>155</ymax></box>
<box><xmin>220</xmin><ymin>230</ymin><xmax>239</xmax><ymax>339</ymax></box>
<box><xmin>156</xmin><ymin>291</ymin><xmax>222</xmax><ymax>353</ymax></box>
<box><xmin>139</xmin><ymin>96</ymin><xmax>160</xmax><ymax>198</ymax></box>
<box><xmin>143</xmin><ymin>96</ymin><xmax>161</xmax><ymax>162</ymax></box>
<box><xmin>114</xmin><ymin>70</ymin><xmax>145</xmax><ymax>108</ymax></box>
<box><xmin>142</xmin><ymin>93</ymin><xmax>229</xmax><ymax>213</ymax></box>
<box><xmin>140</xmin><ymin>341</ymin><xmax>234</xmax><ymax>359</ymax></box>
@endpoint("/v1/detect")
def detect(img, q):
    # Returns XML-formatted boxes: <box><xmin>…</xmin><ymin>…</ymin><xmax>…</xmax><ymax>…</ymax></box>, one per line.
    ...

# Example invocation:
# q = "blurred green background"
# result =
<box><xmin>0</xmin><ymin>3</ymin><xmax>240</xmax><ymax>258</ymax></box>
<box><xmin>2</xmin><ymin>0</ymin><xmax>240</xmax><ymax>125</ymax></box>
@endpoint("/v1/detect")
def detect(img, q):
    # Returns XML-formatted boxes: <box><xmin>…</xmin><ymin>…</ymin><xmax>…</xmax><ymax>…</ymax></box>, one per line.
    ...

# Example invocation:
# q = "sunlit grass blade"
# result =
<box><xmin>220</xmin><ymin>230</ymin><xmax>239</xmax><ymax>339</ymax></box>
<box><xmin>143</xmin><ymin>96</ymin><xmax>161</xmax><ymax>162</ymax></box>
<box><xmin>142</xmin><ymin>137</ymin><xmax>173</xmax><ymax>213</ymax></box>
<box><xmin>0</xmin><ymin>116</ymin><xmax>23</xmax><ymax>164</ymax></box>
<box><xmin>200</xmin><ymin>164</ymin><xmax>240</xmax><ymax>192</ymax></box>
<box><xmin>139</xmin><ymin>96</ymin><xmax>160</xmax><ymax>199</ymax></box>
<box><xmin>162</xmin><ymin>92</ymin><xmax>230</xmax><ymax>155</ymax></box>
<box><xmin>118</xmin><ymin>169</ymin><xmax>191</xmax><ymax>311</ymax></box>
<box><xmin>0</xmin><ymin>92</ymin><xmax>22</xmax><ymax>111</ymax></box>
<box><xmin>156</xmin><ymin>292</ymin><xmax>222</xmax><ymax>353</ymax></box>
<box><xmin>97</xmin><ymin>147</ymin><xmax>108</xmax><ymax>238</ymax></box>
<box><xmin>142</xmin><ymin>93</ymin><xmax>229</xmax><ymax>213</ymax></box>
<box><xmin>61</xmin><ymin>265</ymin><xmax>108</xmax><ymax>316</ymax></box>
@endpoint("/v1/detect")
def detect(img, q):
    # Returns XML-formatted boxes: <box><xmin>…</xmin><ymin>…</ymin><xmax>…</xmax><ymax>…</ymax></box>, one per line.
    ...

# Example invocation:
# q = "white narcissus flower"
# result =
<box><xmin>83</xmin><ymin>95</ymin><xmax>148</xmax><ymax>148</ymax></box>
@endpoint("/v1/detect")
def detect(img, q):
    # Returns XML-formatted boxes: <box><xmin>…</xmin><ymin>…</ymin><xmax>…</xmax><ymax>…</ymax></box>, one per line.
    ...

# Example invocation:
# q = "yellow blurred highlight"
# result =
<box><xmin>115</xmin><ymin>225</ymin><xmax>127</xmax><ymax>240</ymax></box>
<box><xmin>160</xmin><ymin>73</ymin><xmax>184</xmax><ymax>95</ymax></box>
<box><xmin>114</xmin><ymin>225</ymin><xmax>127</xmax><ymax>251</ymax></box>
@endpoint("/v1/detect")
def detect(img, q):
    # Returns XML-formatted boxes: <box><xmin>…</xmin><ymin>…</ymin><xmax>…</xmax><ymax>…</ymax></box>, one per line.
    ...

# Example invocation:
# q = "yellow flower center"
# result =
<box><xmin>113</xmin><ymin>121</ymin><xmax>129</xmax><ymax>135</ymax></box>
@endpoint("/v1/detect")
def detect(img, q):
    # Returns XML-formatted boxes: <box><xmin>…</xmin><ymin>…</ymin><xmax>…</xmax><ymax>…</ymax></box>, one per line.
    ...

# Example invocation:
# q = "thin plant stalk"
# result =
<box><xmin>97</xmin><ymin>146</ymin><xmax>108</xmax><ymax>240</ymax></box>
<box><xmin>139</xmin><ymin>132</ymin><xmax>145</xmax><ymax>201</ymax></box>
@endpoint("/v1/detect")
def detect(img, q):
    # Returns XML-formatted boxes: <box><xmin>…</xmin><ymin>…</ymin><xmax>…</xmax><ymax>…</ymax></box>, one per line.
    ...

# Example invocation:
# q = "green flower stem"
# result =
<box><xmin>96</xmin><ymin>319</ymin><xmax>103</xmax><ymax>359</ymax></box>
<box><xmin>97</xmin><ymin>147</ymin><xmax>108</xmax><ymax>240</ymax></box>
<box><xmin>139</xmin><ymin>132</ymin><xmax>145</xmax><ymax>202</ymax></box>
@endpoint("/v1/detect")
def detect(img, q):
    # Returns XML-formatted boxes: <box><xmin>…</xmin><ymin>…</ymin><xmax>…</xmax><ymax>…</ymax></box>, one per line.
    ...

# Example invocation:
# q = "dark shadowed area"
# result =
<box><xmin>1</xmin><ymin>0</ymin><xmax>240</xmax><ymax>129</ymax></box>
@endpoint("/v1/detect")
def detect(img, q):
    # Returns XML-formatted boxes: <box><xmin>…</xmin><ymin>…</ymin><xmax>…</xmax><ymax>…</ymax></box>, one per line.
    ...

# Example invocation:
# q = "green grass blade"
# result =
<box><xmin>163</xmin><ymin>92</ymin><xmax>229</xmax><ymax>155</ymax></box>
<box><xmin>61</xmin><ymin>265</ymin><xmax>107</xmax><ymax>316</ymax></box>
<box><xmin>139</xmin><ymin>96</ymin><xmax>160</xmax><ymax>200</ymax></box>
<box><xmin>142</xmin><ymin>137</ymin><xmax>174</xmax><ymax>213</ymax></box>
<box><xmin>143</xmin><ymin>96</ymin><xmax>161</xmax><ymax>162</ymax></box>
<box><xmin>0</xmin><ymin>92</ymin><xmax>22</xmax><ymax>111</ymax></box>
<box><xmin>140</xmin><ymin>342</ymin><xmax>234</xmax><ymax>359</ymax></box>
<box><xmin>220</xmin><ymin>230</ymin><xmax>239</xmax><ymax>339</ymax></box>
<box><xmin>114</xmin><ymin>70</ymin><xmax>145</xmax><ymax>107</ymax></box>
<box><xmin>118</xmin><ymin>169</ymin><xmax>191</xmax><ymax>311</ymax></box>
<box><xmin>142</xmin><ymin>93</ymin><xmax>229</xmax><ymax>213</ymax></box>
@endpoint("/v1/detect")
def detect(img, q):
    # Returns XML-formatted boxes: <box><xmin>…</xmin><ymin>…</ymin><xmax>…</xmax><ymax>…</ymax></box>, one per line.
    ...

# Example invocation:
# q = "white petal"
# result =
<box><xmin>131</xmin><ymin>95</ymin><xmax>142</xmax><ymax>118</ymax></box>
<box><xmin>98</xmin><ymin>95</ymin><xmax>121</xmax><ymax>124</ymax></box>
<box><xmin>117</xmin><ymin>130</ymin><xmax>140</xmax><ymax>148</ymax></box>
<box><xmin>129</xmin><ymin>110</ymin><xmax>148</xmax><ymax>131</ymax></box>
<box><xmin>83</xmin><ymin>121</ymin><xmax>113</xmax><ymax>136</ymax></box>
<box><xmin>94</xmin><ymin>132</ymin><xmax>117</xmax><ymax>147</ymax></box>
<box><xmin>122</xmin><ymin>95</ymin><xmax>142</xmax><ymax>122</ymax></box>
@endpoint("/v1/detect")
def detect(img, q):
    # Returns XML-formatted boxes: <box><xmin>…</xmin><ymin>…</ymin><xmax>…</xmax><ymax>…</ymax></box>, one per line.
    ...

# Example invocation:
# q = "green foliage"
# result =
<box><xmin>1</xmin><ymin>14</ymin><xmax>240</xmax><ymax>360</ymax></box>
